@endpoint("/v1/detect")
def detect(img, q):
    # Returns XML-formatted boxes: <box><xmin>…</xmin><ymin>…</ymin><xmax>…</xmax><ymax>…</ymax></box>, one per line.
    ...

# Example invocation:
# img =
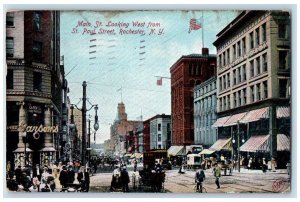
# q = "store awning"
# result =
<box><xmin>212</xmin><ymin>116</ymin><xmax>231</xmax><ymax>127</ymax></box>
<box><xmin>277</xmin><ymin>134</ymin><xmax>290</xmax><ymax>151</ymax></box>
<box><xmin>209</xmin><ymin>138</ymin><xmax>232</xmax><ymax>151</ymax></box>
<box><xmin>240</xmin><ymin>107</ymin><xmax>268</xmax><ymax>123</ymax></box>
<box><xmin>167</xmin><ymin>146</ymin><xmax>184</xmax><ymax>156</ymax></box>
<box><xmin>223</xmin><ymin>112</ymin><xmax>247</xmax><ymax>126</ymax></box>
<box><xmin>131</xmin><ymin>153</ymin><xmax>142</xmax><ymax>158</ymax></box>
<box><xmin>199</xmin><ymin>149</ymin><xmax>215</xmax><ymax>155</ymax></box>
<box><xmin>240</xmin><ymin>135</ymin><xmax>270</xmax><ymax>152</ymax></box>
<box><xmin>277</xmin><ymin>106</ymin><xmax>290</xmax><ymax>118</ymax></box>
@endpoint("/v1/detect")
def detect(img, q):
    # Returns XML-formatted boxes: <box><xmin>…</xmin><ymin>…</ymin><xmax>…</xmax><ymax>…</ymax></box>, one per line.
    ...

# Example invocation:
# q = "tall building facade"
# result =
<box><xmin>213</xmin><ymin>11</ymin><xmax>290</xmax><ymax>166</ymax></box>
<box><xmin>194</xmin><ymin>76</ymin><xmax>217</xmax><ymax>147</ymax></box>
<box><xmin>149</xmin><ymin>114</ymin><xmax>171</xmax><ymax>150</ymax></box>
<box><xmin>170</xmin><ymin>48</ymin><xmax>216</xmax><ymax>146</ymax></box>
<box><xmin>6</xmin><ymin>11</ymin><xmax>63</xmax><ymax>168</ymax></box>
<box><xmin>143</xmin><ymin>119</ymin><xmax>150</xmax><ymax>152</ymax></box>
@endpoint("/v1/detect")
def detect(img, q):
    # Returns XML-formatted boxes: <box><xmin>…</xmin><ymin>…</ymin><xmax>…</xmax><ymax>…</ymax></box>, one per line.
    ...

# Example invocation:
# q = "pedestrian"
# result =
<box><xmin>133</xmin><ymin>159</ymin><xmax>138</xmax><ymax>172</ymax></box>
<box><xmin>271</xmin><ymin>157</ymin><xmax>277</xmax><ymax>172</ymax></box>
<box><xmin>213</xmin><ymin>163</ymin><xmax>221</xmax><ymax>189</ymax></box>
<box><xmin>262</xmin><ymin>158</ymin><xmax>267</xmax><ymax>173</ymax></box>
<box><xmin>15</xmin><ymin>165</ymin><xmax>22</xmax><ymax>185</ymax></box>
<box><xmin>178</xmin><ymin>163</ymin><xmax>185</xmax><ymax>174</ymax></box>
<box><xmin>77</xmin><ymin>166</ymin><xmax>90</xmax><ymax>192</ymax></box>
<box><xmin>195</xmin><ymin>166</ymin><xmax>205</xmax><ymax>192</ymax></box>
<box><xmin>120</xmin><ymin>166</ymin><xmax>130</xmax><ymax>192</ymax></box>
<box><xmin>59</xmin><ymin>165</ymin><xmax>69</xmax><ymax>188</ymax></box>
<box><xmin>33</xmin><ymin>164</ymin><xmax>42</xmax><ymax>181</ymax></box>
<box><xmin>6</xmin><ymin>161</ymin><xmax>12</xmax><ymax>179</ymax></box>
<box><xmin>248</xmin><ymin>157</ymin><xmax>252</xmax><ymax>170</ymax></box>
<box><xmin>67</xmin><ymin>165</ymin><xmax>75</xmax><ymax>184</ymax></box>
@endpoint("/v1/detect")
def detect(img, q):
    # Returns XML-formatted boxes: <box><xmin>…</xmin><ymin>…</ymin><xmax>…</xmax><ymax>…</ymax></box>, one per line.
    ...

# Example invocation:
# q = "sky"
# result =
<box><xmin>60</xmin><ymin>10</ymin><xmax>240</xmax><ymax>144</ymax></box>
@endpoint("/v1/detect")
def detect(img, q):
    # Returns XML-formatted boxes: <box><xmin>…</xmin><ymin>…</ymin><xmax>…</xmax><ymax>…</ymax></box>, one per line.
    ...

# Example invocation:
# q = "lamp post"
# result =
<box><xmin>237</xmin><ymin>121</ymin><xmax>240</xmax><ymax>173</ymax></box>
<box><xmin>72</xmin><ymin>81</ymin><xmax>99</xmax><ymax>166</ymax></box>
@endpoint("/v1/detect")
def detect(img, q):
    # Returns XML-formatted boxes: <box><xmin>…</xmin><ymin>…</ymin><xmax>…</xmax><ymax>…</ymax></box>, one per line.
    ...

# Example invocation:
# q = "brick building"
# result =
<box><xmin>6</xmin><ymin>11</ymin><xmax>64</xmax><ymax>168</ymax></box>
<box><xmin>170</xmin><ymin>48</ymin><xmax>216</xmax><ymax>147</ymax></box>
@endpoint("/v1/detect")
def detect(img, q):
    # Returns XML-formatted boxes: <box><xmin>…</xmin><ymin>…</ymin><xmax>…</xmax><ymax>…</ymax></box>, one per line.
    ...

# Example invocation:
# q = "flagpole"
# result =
<box><xmin>202</xmin><ymin>11</ymin><xmax>204</xmax><ymax>48</ymax></box>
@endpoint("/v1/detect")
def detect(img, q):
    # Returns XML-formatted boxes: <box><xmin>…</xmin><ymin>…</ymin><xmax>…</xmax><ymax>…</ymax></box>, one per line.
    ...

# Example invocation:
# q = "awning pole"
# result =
<box><xmin>237</xmin><ymin>121</ymin><xmax>240</xmax><ymax>173</ymax></box>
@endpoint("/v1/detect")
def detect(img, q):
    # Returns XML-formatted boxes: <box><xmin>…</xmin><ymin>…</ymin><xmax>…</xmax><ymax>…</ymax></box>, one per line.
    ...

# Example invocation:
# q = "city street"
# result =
<box><xmin>54</xmin><ymin>166</ymin><xmax>290</xmax><ymax>193</ymax></box>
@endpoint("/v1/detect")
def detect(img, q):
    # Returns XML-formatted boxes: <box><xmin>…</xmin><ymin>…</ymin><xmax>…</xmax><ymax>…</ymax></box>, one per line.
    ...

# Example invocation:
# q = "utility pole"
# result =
<box><xmin>82</xmin><ymin>81</ymin><xmax>87</xmax><ymax>166</ymax></box>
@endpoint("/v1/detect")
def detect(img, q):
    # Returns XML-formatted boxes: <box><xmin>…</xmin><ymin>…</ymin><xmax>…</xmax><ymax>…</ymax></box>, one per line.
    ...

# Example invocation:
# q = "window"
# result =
<box><xmin>243</xmin><ymin>65</ymin><xmax>247</xmax><ymax>81</ymax></box>
<box><xmin>227</xmin><ymin>49</ymin><xmax>230</xmax><ymax>64</ymax></box>
<box><xmin>263</xmin><ymin>53</ymin><xmax>268</xmax><ymax>72</ymax></box>
<box><xmin>233</xmin><ymin>69</ymin><xmax>236</xmax><ymax>85</ymax></box>
<box><xmin>223</xmin><ymin>75</ymin><xmax>226</xmax><ymax>89</ymax></box>
<box><xmin>262</xmin><ymin>23</ymin><xmax>266</xmax><ymax>42</ymax></box>
<box><xmin>227</xmin><ymin>73</ymin><xmax>230</xmax><ymax>88</ymax></box>
<box><xmin>233</xmin><ymin>44</ymin><xmax>236</xmax><ymax>60</ymax></box>
<box><xmin>257</xmin><ymin>83</ymin><xmax>261</xmax><ymax>101</ymax></box>
<box><xmin>33</xmin><ymin>41</ymin><xmax>43</xmax><ymax>62</ymax></box>
<box><xmin>250</xmin><ymin>60</ymin><xmax>254</xmax><ymax>78</ymax></box>
<box><xmin>278</xmin><ymin>23</ymin><xmax>288</xmax><ymax>39</ymax></box>
<box><xmin>251</xmin><ymin>86</ymin><xmax>255</xmax><ymax>102</ymax></box>
<box><xmin>189</xmin><ymin>63</ymin><xmax>193</xmax><ymax>76</ymax></box>
<box><xmin>242</xmin><ymin>37</ymin><xmax>246</xmax><ymax>55</ymax></box>
<box><xmin>238</xmin><ymin>91</ymin><xmax>242</xmax><ymax>106</ymax></box>
<box><xmin>33</xmin><ymin>71</ymin><xmax>42</xmax><ymax>91</ymax></box>
<box><xmin>158</xmin><ymin>144</ymin><xmax>161</xmax><ymax>149</ymax></box>
<box><xmin>218</xmin><ymin>55</ymin><xmax>221</xmax><ymax>68</ymax></box>
<box><xmin>219</xmin><ymin>99</ymin><xmax>222</xmax><ymax>111</ymax></box>
<box><xmin>6</xmin><ymin>13</ymin><xmax>14</xmax><ymax>27</ymax></box>
<box><xmin>158</xmin><ymin>123</ymin><xmax>161</xmax><ymax>131</ymax></box>
<box><xmin>279</xmin><ymin>50</ymin><xmax>288</xmax><ymax>70</ymax></box>
<box><xmin>33</xmin><ymin>12</ymin><xmax>41</xmax><ymax>31</ymax></box>
<box><xmin>238</xmin><ymin>67</ymin><xmax>241</xmax><ymax>83</ymax></box>
<box><xmin>237</xmin><ymin>41</ymin><xmax>241</xmax><ymax>57</ymax></box>
<box><xmin>263</xmin><ymin>81</ymin><xmax>268</xmax><ymax>99</ymax></box>
<box><xmin>243</xmin><ymin>88</ymin><xmax>247</xmax><ymax>105</ymax></box>
<box><xmin>6</xmin><ymin>37</ymin><xmax>14</xmax><ymax>58</ymax></box>
<box><xmin>227</xmin><ymin>95</ymin><xmax>230</xmax><ymax>109</ymax></box>
<box><xmin>233</xmin><ymin>92</ymin><xmax>237</xmax><ymax>107</ymax></box>
<box><xmin>250</xmin><ymin>32</ymin><xmax>254</xmax><ymax>49</ymax></box>
<box><xmin>223</xmin><ymin>52</ymin><xmax>226</xmax><ymax>66</ymax></box>
<box><xmin>195</xmin><ymin>64</ymin><xmax>199</xmax><ymax>76</ymax></box>
<box><xmin>255</xmin><ymin>27</ymin><xmax>260</xmax><ymax>46</ymax></box>
<box><xmin>6</xmin><ymin>69</ymin><xmax>13</xmax><ymax>89</ymax></box>
<box><xmin>279</xmin><ymin>79</ymin><xmax>288</xmax><ymax>98</ymax></box>
<box><xmin>256</xmin><ymin>57</ymin><xmax>261</xmax><ymax>75</ymax></box>
<box><xmin>219</xmin><ymin>77</ymin><xmax>222</xmax><ymax>91</ymax></box>
<box><xmin>158</xmin><ymin>134</ymin><xmax>162</xmax><ymax>142</ymax></box>
<box><xmin>224</xmin><ymin>97</ymin><xmax>226</xmax><ymax>110</ymax></box>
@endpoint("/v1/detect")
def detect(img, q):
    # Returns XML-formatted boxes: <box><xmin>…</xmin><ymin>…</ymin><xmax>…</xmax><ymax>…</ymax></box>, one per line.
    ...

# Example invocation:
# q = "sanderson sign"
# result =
<box><xmin>18</xmin><ymin>122</ymin><xmax>59</xmax><ymax>133</ymax></box>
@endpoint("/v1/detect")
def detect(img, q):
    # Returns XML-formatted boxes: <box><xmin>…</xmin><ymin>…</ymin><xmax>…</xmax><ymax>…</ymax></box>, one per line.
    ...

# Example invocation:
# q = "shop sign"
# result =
<box><xmin>18</xmin><ymin>121</ymin><xmax>59</xmax><ymax>133</ymax></box>
<box><xmin>28</xmin><ymin>103</ymin><xmax>42</xmax><ymax>114</ymax></box>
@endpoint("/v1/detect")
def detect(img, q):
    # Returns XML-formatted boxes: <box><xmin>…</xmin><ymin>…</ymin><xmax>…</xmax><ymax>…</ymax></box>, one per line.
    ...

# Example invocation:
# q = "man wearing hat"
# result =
<box><xmin>77</xmin><ymin>166</ymin><xmax>90</xmax><ymax>192</ymax></box>
<box><xmin>59</xmin><ymin>165</ymin><xmax>68</xmax><ymax>189</ymax></box>
<box><xmin>120</xmin><ymin>166</ymin><xmax>130</xmax><ymax>192</ymax></box>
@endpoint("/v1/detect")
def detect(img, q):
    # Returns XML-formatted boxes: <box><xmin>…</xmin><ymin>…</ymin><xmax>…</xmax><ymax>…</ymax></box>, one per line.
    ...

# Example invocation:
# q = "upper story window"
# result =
<box><xmin>232</xmin><ymin>44</ymin><xmax>236</xmax><ymax>60</ymax></box>
<box><xmin>263</xmin><ymin>53</ymin><xmax>268</xmax><ymax>72</ymax></box>
<box><xmin>6</xmin><ymin>69</ymin><xmax>14</xmax><ymax>89</ymax></box>
<box><xmin>227</xmin><ymin>95</ymin><xmax>230</xmax><ymax>110</ymax></box>
<box><xmin>6</xmin><ymin>37</ymin><xmax>14</xmax><ymax>58</ymax></box>
<box><xmin>262</xmin><ymin>23</ymin><xmax>266</xmax><ymax>42</ymax></box>
<box><xmin>233</xmin><ymin>69</ymin><xmax>236</xmax><ymax>85</ymax></box>
<box><xmin>243</xmin><ymin>64</ymin><xmax>247</xmax><ymax>81</ymax></box>
<box><xmin>237</xmin><ymin>41</ymin><xmax>241</xmax><ymax>57</ymax></box>
<box><xmin>33</xmin><ymin>71</ymin><xmax>42</xmax><ymax>92</ymax></box>
<box><xmin>158</xmin><ymin>123</ymin><xmax>161</xmax><ymax>131</ymax></box>
<box><xmin>278</xmin><ymin>23</ymin><xmax>288</xmax><ymax>39</ymax></box>
<box><xmin>279</xmin><ymin>79</ymin><xmax>288</xmax><ymax>98</ymax></box>
<box><xmin>250</xmin><ymin>86</ymin><xmax>255</xmax><ymax>102</ymax></box>
<box><xmin>227</xmin><ymin>73</ymin><xmax>230</xmax><ymax>88</ymax></box>
<box><xmin>263</xmin><ymin>81</ymin><xmax>268</xmax><ymax>99</ymax></box>
<box><xmin>243</xmin><ymin>88</ymin><xmax>247</xmax><ymax>105</ymax></box>
<box><xmin>158</xmin><ymin>134</ymin><xmax>162</xmax><ymax>142</ymax></box>
<box><xmin>218</xmin><ymin>55</ymin><xmax>221</xmax><ymax>68</ymax></box>
<box><xmin>33</xmin><ymin>41</ymin><xmax>43</xmax><ymax>62</ymax></box>
<box><xmin>256</xmin><ymin>57</ymin><xmax>261</xmax><ymax>75</ymax></box>
<box><xmin>226</xmin><ymin>49</ymin><xmax>230</xmax><ymax>64</ymax></box>
<box><xmin>242</xmin><ymin>37</ymin><xmax>246</xmax><ymax>55</ymax></box>
<box><xmin>257</xmin><ymin>83</ymin><xmax>261</xmax><ymax>101</ymax></box>
<box><xmin>250</xmin><ymin>32</ymin><xmax>254</xmax><ymax>49</ymax></box>
<box><xmin>255</xmin><ymin>27</ymin><xmax>260</xmax><ymax>47</ymax></box>
<box><xmin>250</xmin><ymin>60</ymin><xmax>254</xmax><ymax>78</ymax></box>
<box><xmin>33</xmin><ymin>12</ymin><xmax>42</xmax><ymax>31</ymax></box>
<box><xmin>278</xmin><ymin>50</ymin><xmax>289</xmax><ymax>70</ymax></box>
<box><xmin>6</xmin><ymin>13</ymin><xmax>14</xmax><ymax>27</ymax></box>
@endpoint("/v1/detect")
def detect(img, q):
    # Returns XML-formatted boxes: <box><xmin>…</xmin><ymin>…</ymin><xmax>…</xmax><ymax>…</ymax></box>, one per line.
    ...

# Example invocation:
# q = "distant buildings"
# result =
<box><xmin>170</xmin><ymin>48</ymin><xmax>216</xmax><ymax>146</ymax></box>
<box><xmin>213</xmin><ymin>11</ymin><xmax>290</xmax><ymax>167</ymax></box>
<box><xmin>149</xmin><ymin>114</ymin><xmax>171</xmax><ymax>150</ymax></box>
<box><xmin>194</xmin><ymin>76</ymin><xmax>217</xmax><ymax>147</ymax></box>
<box><xmin>6</xmin><ymin>11</ymin><xmax>63</xmax><ymax>168</ymax></box>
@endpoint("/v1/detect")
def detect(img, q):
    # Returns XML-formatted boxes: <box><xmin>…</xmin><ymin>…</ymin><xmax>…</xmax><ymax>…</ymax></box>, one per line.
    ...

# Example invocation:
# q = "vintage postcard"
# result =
<box><xmin>5</xmin><ymin>9</ymin><xmax>291</xmax><ymax>194</ymax></box>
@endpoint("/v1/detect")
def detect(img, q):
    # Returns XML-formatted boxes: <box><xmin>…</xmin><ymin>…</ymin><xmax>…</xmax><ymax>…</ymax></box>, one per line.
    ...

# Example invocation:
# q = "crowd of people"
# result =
<box><xmin>6</xmin><ymin>161</ymin><xmax>91</xmax><ymax>192</ymax></box>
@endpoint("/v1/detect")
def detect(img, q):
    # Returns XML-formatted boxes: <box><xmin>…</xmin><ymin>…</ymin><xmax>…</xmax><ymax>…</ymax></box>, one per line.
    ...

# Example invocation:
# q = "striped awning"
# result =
<box><xmin>240</xmin><ymin>107</ymin><xmax>268</xmax><ymax>123</ymax></box>
<box><xmin>209</xmin><ymin>138</ymin><xmax>232</xmax><ymax>151</ymax></box>
<box><xmin>277</xmin><ymin>134</ymin><xmax>290</xmax><ymax>151</ymax></box>
<box><xmin>277</xmin><ymin>106</ymin><xmax>290</xmax><ymax>118</ymax></box>
<box><xmin>199</xmin><ymin>149</ymin><xmax>215</xmax><ymax>155</ymax></box>
<box><xmin>240</xmin><ymin>135</ymin><xmax>270</xmax><ymax>152</ymax></box>
<box><xmin>167</xmin><ymin>146</ymin><xmax>184</xmax><ymax>156</ymax></box>
<box><xmin>223</xmin><ymin>112</ymin><xmax>247</xmax><ymax>126</ymax></box>
<box><xmin>212</xmin><ymin>116</ymin><xmax>231</xmax><ymax>127</ymax></box>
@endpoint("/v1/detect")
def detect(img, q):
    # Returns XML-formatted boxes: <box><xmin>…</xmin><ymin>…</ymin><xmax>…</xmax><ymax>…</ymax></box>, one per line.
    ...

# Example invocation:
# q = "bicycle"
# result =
<box><xmin>194</xmin><ymin>183</ymin><xmax>207</xmax><ymax>193</ymax></box>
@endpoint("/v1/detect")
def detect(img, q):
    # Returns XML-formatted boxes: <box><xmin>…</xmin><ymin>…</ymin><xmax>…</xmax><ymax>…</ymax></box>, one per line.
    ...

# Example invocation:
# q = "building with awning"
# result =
<box><xmin>199</xmin><ymin>149</ymin><xmax>215</xmax><ymax>155</ymax></box>
<box><xmin>212</xmin><ymin>116</ymin><xmax>231</xmax><ymax>127</ymax></box>
<box><xmin>130</xmin><ymin>153</ymin><xmax>143</xmax><ymax>158</ymax></box>
<box><xmin>223</xmin><ymin>112</ymin><xmax>247</xmax><ymax>126</ymax></box>
<box><xmin>239</xmin><ymin>107</ymin><xmax>268</xmax><ymax>123</ymax></box>
<box><xmin>240</xmin><ymin>134</ymin><xmax>290</xmax><ymax>152</ymax></box>
<box><xmin>167</xmin><ymin>146</ymin><xmax>185</xmax><ymax>156</ymax></box>
<box><xmin>209</xmin><ymin>138</ymin><xmax>232</xmax><ymax>151</ymax></box>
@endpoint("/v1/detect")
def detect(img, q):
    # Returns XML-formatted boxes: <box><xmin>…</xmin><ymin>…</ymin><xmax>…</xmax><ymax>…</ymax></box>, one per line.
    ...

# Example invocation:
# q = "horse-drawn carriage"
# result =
<box><xmin>138</xmin><ymin>149</ymin><xmax>167</xmax><ymax>192</ymax></box>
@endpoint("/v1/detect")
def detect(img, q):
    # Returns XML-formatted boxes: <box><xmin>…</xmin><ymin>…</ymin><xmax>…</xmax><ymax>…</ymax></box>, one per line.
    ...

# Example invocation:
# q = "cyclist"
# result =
<box><xmin>195</xmin><ymin>165</ymin><xmax>205</xmax><ymax>193</ymax></box>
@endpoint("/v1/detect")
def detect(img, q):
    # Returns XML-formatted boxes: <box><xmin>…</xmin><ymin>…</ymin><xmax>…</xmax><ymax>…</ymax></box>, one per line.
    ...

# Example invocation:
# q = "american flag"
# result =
<box><xmin>189</xmin><ymin>18</ymin><xmax>202</xmax><ymax>33</ymax></box>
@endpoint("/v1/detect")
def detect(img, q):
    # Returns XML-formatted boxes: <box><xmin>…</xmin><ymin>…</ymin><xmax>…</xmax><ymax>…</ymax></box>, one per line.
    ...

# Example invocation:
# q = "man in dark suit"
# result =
<box><xmin>77</xmin><ymin>166</ymin><xmax>90</xmax><ymax>192</ymax></box>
